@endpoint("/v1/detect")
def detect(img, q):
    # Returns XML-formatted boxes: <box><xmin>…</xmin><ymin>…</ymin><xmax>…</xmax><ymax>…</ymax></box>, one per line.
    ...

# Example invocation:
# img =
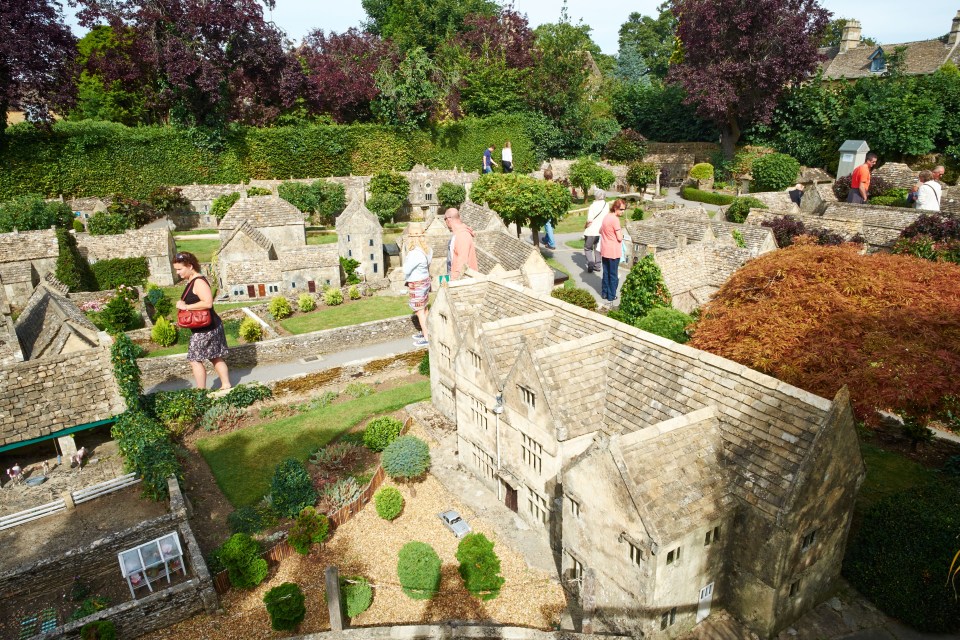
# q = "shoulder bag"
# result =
<box><xmin>177</xmin><ymin>278</ymin><xmax>212</xmax><ymax>329</ymax></box>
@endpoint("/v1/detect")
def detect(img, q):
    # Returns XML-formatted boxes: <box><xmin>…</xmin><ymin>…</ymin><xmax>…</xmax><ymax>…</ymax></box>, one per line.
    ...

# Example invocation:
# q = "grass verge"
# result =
<box><xmin>197</xmin><ymin>379</ymin><xmax>432</xmax><ymax>506</ymax></box>
<box><xmin>566</xmin><ymin>238</ymin><xmax>585</xmax><ymax>250</ymax></box>
<box><xmin>856</xmin><ymin>442</ymin><xmax>937</xmax><ymax>514</ymax></box>
<box><xmin>145</xmin><ymin>318</ymin><xmax>243</xmax><ymax>357</ymax></box>
<box><xmin>280</xmin><ymin>294</ymin><xmax>411</xmax><ymax>334</ymax></box>
<box><xmin>555</xmin><ymin>214</ymin><xmax>587</xmax><ymax>234</ymax></box>
<box><xmin>174</xmin><ymin>238</ymin><xmax>220</xmax><ymax>263</ymax></box>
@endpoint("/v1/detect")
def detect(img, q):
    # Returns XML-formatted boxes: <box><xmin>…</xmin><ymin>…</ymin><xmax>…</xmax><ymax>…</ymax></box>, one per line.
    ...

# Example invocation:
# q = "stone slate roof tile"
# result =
<box><xmin>0</xmin><ymin>229</ymin><xmax>58</xmax><ymax>263</ymax></box>
<box><xmin>14</xmin><ymin>283</ymin><xmax>100</xmax><ymax>360</ymax></box>
<box><xmin>823</xmin><ymin>39</ymin><xmax>955</xmax><ymax>80</ymax></box>
<box><xmin>479</xmin><ymin>311</ymin><xmax>555</xmax><ymax>383</ymax></box>
<box><xmin>282</xmin><ymin>246</ymin><xmax>339</xmax><ymax>268</ymax></box>
<box><xmin>0</xmin><ymin>262</ymin><xmax>34</xmax><ymax>284</ymax></box>
<box><xmin>872</xmin><ymin>162</ymin><xmax>918</xmax><ymax>190</ymax></box>
<box><xmin>220</xmin><ymin>195</ymin><xmax>304</xmax><ymax>230</ymax></box>
<box><xmin>222</xmin><ymin>260</ymin><xmax>283</xmax><ymax>284</ymax></box>
<box><xmin>77</xmin><ymin>228</ymin><xmax>173</xmax><ymax>260</ymax></box>
<box><xmin>336</xmin><ymin>198</ymin><xmax>382</xmax><ymax>232</ymax></box>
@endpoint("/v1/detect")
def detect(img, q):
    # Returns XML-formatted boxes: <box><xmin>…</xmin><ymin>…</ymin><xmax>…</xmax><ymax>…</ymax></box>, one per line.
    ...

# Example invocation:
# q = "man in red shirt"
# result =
<box><xmin>847</xmin><ymin>152</ymin><xmax>878</xmax><ymax>204</ymax></box>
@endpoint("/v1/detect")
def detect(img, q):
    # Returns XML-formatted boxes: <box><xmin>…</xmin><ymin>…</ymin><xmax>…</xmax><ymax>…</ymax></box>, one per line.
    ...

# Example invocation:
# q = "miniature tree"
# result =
<box><xmin>382</xmin><ymin>435</ymin><xmax>431</xmax><ymax>480</ymax></box>
<box><xmin>287</xmin><ymin>507</ymin><xmax>330</xmax><ymax>555</ymax></box>
<box><xmin>363</xmin><ymin>416</ymin><xmax>404</xmax><ymax>451</ymax></box>
<box><xmin>219</xmin><ymin>533</ymin><xmax>268</xmax><ymax>589</ymax></box>
<box><xmin>456</xmin><ymin>533</ymin><xmax>504</xmax><ymax>600</ymax></box>
<box><xmin>263</xmin><ymin>582</ymin><xmax>306</xmax><ymax>631</ymax></box>
<box><xmin>270</xmin><ymin>458</ymin><xmax>317</xmax><ymax>518</ymax></box>
<box><xmin>374</xmin><ymin>486</ymin><xmax>404</xmax><ymax>520</ymax></box>
<box><xmin>397</xmin><ymin>541</ymin><xmax>441</xmax><ymax>600</ymax></box>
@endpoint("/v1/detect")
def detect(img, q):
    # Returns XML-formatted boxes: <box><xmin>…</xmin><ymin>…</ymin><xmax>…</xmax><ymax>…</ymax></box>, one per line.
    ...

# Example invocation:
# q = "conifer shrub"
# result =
<box><xmin>635</xmin><ymin>307</ymin><xmax>693</xmax><ymax>344</ymax></box>
<box><xmin>725</xmin><ymin>196</ymin><xmax>767</xmax><ymax>224</ymax></box>
<box><xmin>397</xmin><ymin>541</ymin><xmax>441</xmax><ymax>600</ymax></box>
<box><xmin>618</xmin><ymin>256</ymin><xmax>671</xmax><ymax>324</ymax></box>
<box><xmin>750</xmin><ymin>153</ymin><xmax>800</xmax><ymax>192</ymax></box>
<box><xmin>99</xmin><ymin>292</ymin><xmax>138</xmax><ymax>333</ymax></box>
<box><xmin>269</xmin><ymin>296</ymin><xmax>292</xmax><ymax>320</ymax></box>
<box><xmin>324</xmin><ymin>288</ymin><xmax>344</xmax><ymax>306</ymax></box>
<box><xmin>297</xmin><ymin>294</ymin><xmax>316</xmax><ymax>312</ymax></box>
<box><xmin>551</xmin><ymin>285</ymin><xmax>598</xmax><ymax>311</ymax></box>
<box><xmin>270</xmin><ymin>458</ymin><xmax>317</xmax><ymax>518</ymax></box>
<box><xmin>263</xmin><ymin>582</ymin><xmax>306</xmax><ymax>631</ymax></box>
<box><xmin>418</xmin><ymin>352</ymin><xmax>430</xmax><ymax>376</ymax></box>
<box><xmin>341</xmin><ymin>576</ymin><xmax>373</xmax><ymax>617</ymax></box>
<box><xmin>151</xmin><ymin>315</ymin><xmax>178</xmax><ymax>346</ymax></box>
<box><xmin>456</xmin><ymin>533</ymin><xmax>505</xmax><ymax>600</ymax></box>
<box><xmin>382</xmin><ymin>436</ymin><xmax>431</xmax><ymax>480</ymax></box>
<box><xmin>218</xmin><ymin>533</ymin><xmax>268</xmax><ymax>589</ymax></box>
<box><xmin>363</xmin><ymin>416</ymin><xmax>404</xmax><ymax>452</ymax></box>
<box><xmin>55</xmin><ymin>228</ymin><xmax>98</xmax><ymax>291</ymax></box>
<box><xmin>73</xmin><ymin>218</ymin><xmax>86</xmax><ymax>232</ymax></box>
<box><xmin>287</xmin><ymin>507</ymin><xmax>330</xmax><ymax>555</ymax></box>
<box><xmin>239</xmin><ymin>317</ymin><xmax>263</xmax><ymax>342</ymax></box>
<box><xmin>374</xmin><ymin>486</ymin><xmax>404</xmax><ymax>520</ymax></box>
<box><xmin>227</xmin><ymin>504</ymin><xmax>278</xmax><ymax>535</ymax></box>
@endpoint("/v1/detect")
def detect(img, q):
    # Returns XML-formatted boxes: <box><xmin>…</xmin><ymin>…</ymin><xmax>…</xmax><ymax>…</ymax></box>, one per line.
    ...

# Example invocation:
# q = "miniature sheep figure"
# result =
<box><xmin>71</xmin><ymin>447</ymin><xmax>87</xmax><ymax>470</ymax></box>
<box><xmin>6</xmin><ymin>464</ymin><xmax>23</xmax><ymax>485</ymax></box>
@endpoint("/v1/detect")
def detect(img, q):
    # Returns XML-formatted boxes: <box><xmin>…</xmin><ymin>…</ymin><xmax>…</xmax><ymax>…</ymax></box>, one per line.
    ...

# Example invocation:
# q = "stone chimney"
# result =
<box><xmin>839</xmin><ymin>20</ymin><xmax>862</xmax><ymax>53</ymax></box>
<box><xmin>950</xmin><ymin>11</ymin><xmax>960</xmax><ymax>45</ymax></box>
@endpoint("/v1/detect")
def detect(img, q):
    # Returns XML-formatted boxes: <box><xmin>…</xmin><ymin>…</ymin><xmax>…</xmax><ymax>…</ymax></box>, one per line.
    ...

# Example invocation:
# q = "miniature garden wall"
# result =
<box><xmin>0</xmin><ymin>115</ymin><xmax>543</xmax><ymax>201</ymax></box>
<box><xmin>137</xmin><ymin>316</ymin><xmax>414</xmax><ymax>388</ymax></box>
<box><xmin>2</xmin><ymin>477</ymin><xmax>219</xmax><ymax>639</ymax></box>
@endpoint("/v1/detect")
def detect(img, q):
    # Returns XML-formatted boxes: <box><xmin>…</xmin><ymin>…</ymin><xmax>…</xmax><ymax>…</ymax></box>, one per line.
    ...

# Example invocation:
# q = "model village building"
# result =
<box><xmin>428</xmin><ymin>276</ymin><xmax>864</xmax><ymax>638</ymax></box>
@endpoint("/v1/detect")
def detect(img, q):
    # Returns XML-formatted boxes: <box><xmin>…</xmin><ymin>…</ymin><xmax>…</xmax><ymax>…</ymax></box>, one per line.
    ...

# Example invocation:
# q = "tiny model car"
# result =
<box><xmin>437</xmin><ymin>510</ymin><xmax>471</xmax><ymax>538</ymax></box>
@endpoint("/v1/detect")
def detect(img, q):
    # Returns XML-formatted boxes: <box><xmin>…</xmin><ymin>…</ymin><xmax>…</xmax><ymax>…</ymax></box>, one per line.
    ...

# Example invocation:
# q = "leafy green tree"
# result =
<box><xmin>635</xmin><ymin>307</ymin><xmax>693</xmax><ymax>343</ymax></box>
<box><xmin>459</xmin><ymin>57</ymin><xmax>527</xmax><ymax>117</ymax></box>
<box><xmin>468</xmin><ymin>173</ymin><xmax>570</xmax><ymax>247</ymax></box>
<box><xmin>373</xmin><ymin>47</ymin><xmax>443</xmax><ymax>130</ymax></box>
<box><xmin>618</xmin><ymin>255</ymin><xmax>671</xmax><ymax>323</ymax></box>
<box><xmin>617</xmin><ymin>4</ymin><xmax>676</xmax><ymax>81</ymax></box>
<box><xmin>613</xmin><ymin>81</ymin><xmax>717</xmax><ymax>142</ymax></box>
<box><xmin>456</xmin><ymin>533</ymin><xmax>504</xmax><ymax>600</ymax></box>
<box><xmin>0</xmin><ymin>196</ymin><xmax>73</xmax><ymax>232</ymax></box>
<box><xmin>70</xmin><ymin>26</ymin><xmax>151</xmax><ymax>125</ymax></box>
<box><xmin>569</xmin><ymin>158</ymin><xmax>614</xmax><ymax>199</ymax></box>
<box><xmin>361</xmin><ymin>0</ymin><xmax>499</xmax><ymax>53</ymax></box>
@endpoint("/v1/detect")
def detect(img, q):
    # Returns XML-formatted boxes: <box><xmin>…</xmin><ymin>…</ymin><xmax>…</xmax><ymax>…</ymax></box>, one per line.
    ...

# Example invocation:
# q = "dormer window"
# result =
<box><xmin>869</xmin><ymin>48</ymin><xmax>886</xmax><ymax>73</ymax></box>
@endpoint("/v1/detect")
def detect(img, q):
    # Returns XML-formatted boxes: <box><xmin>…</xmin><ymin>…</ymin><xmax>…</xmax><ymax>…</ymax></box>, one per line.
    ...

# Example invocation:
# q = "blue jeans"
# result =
<box><xmin>543</xmin><ymin>221</ymin><xmax>555</xmax><ymax>248</ymax></box>
<box><xmin>601</xmin><ymin>257</ymin><xmax>620</xmax><ymax>300</ymax></box>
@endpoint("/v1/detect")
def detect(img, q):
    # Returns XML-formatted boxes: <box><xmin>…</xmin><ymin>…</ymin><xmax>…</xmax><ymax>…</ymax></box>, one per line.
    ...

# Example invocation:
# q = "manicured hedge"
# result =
<box><xmin>90</xmin><ymin>257</ymin><xmax>150</xmax><ymax>289</ymax></box>
<box><xmin>680</xmin><ymin>187</ymin><xmax>735</xmax><ymax>206</ymax></box>
<box><xmin>0</xmin><ymin>115</ymin><xmax>543</xmax><ymax>200</ymax></box>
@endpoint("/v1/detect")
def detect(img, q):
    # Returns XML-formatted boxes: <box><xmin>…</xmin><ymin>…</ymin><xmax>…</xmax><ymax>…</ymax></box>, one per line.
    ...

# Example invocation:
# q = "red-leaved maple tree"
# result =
<box><xmin>690</xmin><ymin>239</ymin><xmax>960</xmax><ymax>424</ymax></box>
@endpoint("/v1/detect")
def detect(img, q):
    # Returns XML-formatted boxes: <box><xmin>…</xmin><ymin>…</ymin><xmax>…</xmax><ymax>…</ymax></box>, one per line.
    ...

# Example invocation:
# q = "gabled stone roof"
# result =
<box><xmin>219</xmin><ymin>220</ymin><xmax>275</xmax><ymax>257</ymax></box>
<box><xmin>335</xmin><ymin>198</ymin><xmax>382</xmax><ymax>232</ymax></box>
<box><xmin>536</xmin><ymin>331</ymin><xmax>613</xmax><ymax>441</ymax></box>
<box><xmin>821</xmin><ymin>38</ymin><xmax>960</xmax><ymax>80</ymax></box>
<box><xmin>221</xmin><ymin>260</ymin><xmax>283</xmax><ymax>284</ymax></box>
<box><xmin>459</xmin><ymin>201</ymin><xmax>507</xmax><ymax>233</ymax></box>
<box><xmin>77</xmin><ymin>228</ymin><xmax>174</xmax><ymax>260</ymax></box>
<box><xmin>612</xmin><ymin>406</ymin><xmax>734</xmax><ymax>544</ymax></box>
<box><xmin>872</xmin><ymin>162</ymin><xmax>918</xmax><ymax>190</ymax></box>
<box><xmin>176</xmin><ymin>184</ymin><xmax>244</xmax><ymax>202</ymax></box>
<box><xmin>0</xmin><ymin>261</ymin><xmax>34</xmax><ymax>284</ymax></box>
<box><xmin>283</xmin><ymin>246</ymin><xmax>339</xmax><ymax>269</ymax></box>
<box><xmin>654</xmin><ymin>243</ymin><xmax>754</xmax><ymax>312</ymax></box>
<box><xmin>475</xmin><ymin>231</ymin><xmax>538</xmax><ymax>271</ymax></box>
<box><xmin>443</xmin><ymin>279</ymin><xmax>835</xmax><ymax>519</ymax></box>
<box><xmin>627</xmin><ymin>214</ymin><xmax>776</xmax><ymax>256</ymax></box>
<box><xmin>14</xmin><ymin>282</ymin><xmax>101</xmax><ymax>360</ymax></box>
<box><xmin>479</xmin><ymin>311</ymin><xmax>555</xmax><ymax>384</ymax></box>
<box><xmin>0</xmin><ymin>229</ymin><xmax>58</xmax><ymax>263</ymax></box>
<box><xmin>220</xmin><ymin>195</ymin><xmax>304</xmax><ymax>230</ymax></box>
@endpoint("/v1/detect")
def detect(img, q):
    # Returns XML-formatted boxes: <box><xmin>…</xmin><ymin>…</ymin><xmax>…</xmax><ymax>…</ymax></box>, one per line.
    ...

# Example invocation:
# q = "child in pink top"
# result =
<box><xmin>599</xmin><ymin>199</ymin><xmax>625</xmax><ymax>301</ymax></box>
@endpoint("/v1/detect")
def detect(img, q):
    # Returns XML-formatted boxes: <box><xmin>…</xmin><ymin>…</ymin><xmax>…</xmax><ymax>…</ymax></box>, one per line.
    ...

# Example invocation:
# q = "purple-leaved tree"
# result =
<box><xmin>299</xmin><ymin>28</ymin><xmax>398</xmax><ymax>124</ymax></box>
<box><xmin>74</xmin><ymin>0</ymin><xmax>299</xmax><ymax>127</ymax></box>
<box><xmin>668</xmin><ymin>0</ymin><xmax>830</xmax><ymax>159</ymax></box>
<box><xmin>0</xmin><ymin>0</ymin><xmax>77</xmax><ymax>140</ymax></box>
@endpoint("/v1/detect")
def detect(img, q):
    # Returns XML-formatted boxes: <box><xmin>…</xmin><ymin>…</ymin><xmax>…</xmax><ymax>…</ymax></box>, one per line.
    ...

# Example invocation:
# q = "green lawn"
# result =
<box><xmin>555</xmin><ymin>213</ymin><xmax>587</xmax><ymax>234</ymax></box>
<box><xmin>306</xmin><ymin>233</ymin><xmax>338</xmax><ymax>245</ymax></box>
<box><xmin>565</xmin><ymin>238</ymin><xmax>585</xmax><ymax>250</ymax></box>
<box><xmin>197</xmin><ymin>379</ymin><xmax>432</xmax><ymax>506</ymax></box>
<box><xmin>145</xmin><ymin>318</ymin><xmax>243</xmax><ymax>357</ymax></box>
<box><xmin>175</xmin><ymin>238</ymin><xmax>220</xmax><ymax>263</ymax></box>
<box><xmin>175</xmin><ymin>230</ymin><xmax>219</xmax><ymax>236</ymax></box>
<box><xmin>856</xmin><ymin>442</ymin><xmax>937</xmax><ymax>513</ymax></box>
<box><xmin>280</xmin><ymin>294</ymin><xmax>411</xmax><ymax>334</ymax></box>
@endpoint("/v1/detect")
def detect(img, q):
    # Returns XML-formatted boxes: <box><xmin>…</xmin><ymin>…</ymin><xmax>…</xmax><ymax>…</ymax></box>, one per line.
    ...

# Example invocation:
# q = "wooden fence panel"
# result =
<box><xmin>0</xmin><ymin>499</ymin><xmax>66</xmax><ymax>530</ymax></box>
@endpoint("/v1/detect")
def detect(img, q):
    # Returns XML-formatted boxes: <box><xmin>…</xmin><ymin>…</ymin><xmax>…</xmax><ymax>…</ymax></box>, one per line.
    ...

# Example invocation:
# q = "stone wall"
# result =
<box><xmin>139</xmin><ymin>315</ymin><xmax>415</xmax><ymax>388</ymax></box>
<box><xmin>168</xmin><ymin>212</ymin><xmax>219</xmax><ymax>230</ymax></box>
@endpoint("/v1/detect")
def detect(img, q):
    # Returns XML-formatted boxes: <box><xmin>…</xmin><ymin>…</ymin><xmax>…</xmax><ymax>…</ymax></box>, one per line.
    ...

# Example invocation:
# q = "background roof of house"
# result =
<box><xmin>220</xmin><ymin>195</ymin><xmax>304</xmax><ymax>230</ymax></box>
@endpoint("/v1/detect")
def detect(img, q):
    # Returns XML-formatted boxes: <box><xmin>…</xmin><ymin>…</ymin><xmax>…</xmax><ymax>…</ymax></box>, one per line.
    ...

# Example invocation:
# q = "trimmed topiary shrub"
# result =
<box><xmin>363</xmin><ymin>416</ymin><xmax>404</xmax><ymax>452</ymax></box>
<box><xmin>397</xmin><ymin>541</ymin><xmax>441</xmax><ymax>600</ymax></box>
<box><xmin>263</xmin><ymin>582</ymin><xmax>306</xmax><ymax>631</ymax></box>
<box><xmin>324</xmin><ymin>288</ymin><xmax>344</xmax><ymax>306</ymax></box>
<box><xmin>635</xmin><ymin>307</ymin><xmax>694</xmax><ymax>344</ymax></box>
<box><xmin>603</xmin><ymin>129</ymin><xmax>648</xmax><ymax>162</ymax></box>
<box><xmin>55</xmin><ymin>228</ymin><xmax>97</xmax><ymax>292</ymax></box>
<box><xmin>630</xmin><ymin>207</ymin><xmax>646</xmax><ymax>221</ymax></box>
<box><xmin>73</xmin><ymin>218</ymin><xmax>86</xmax><ymax>232</ymax></box>
<box><xmin>297</xmin><ymin>294</ymin><xmax>316</xmax><ymax>312</ymax></box>
<box><xmin>219</xmin><ymin>533</ymin><xmax>268</xmax><ymax>589</ymax></box>
<box><xmin>832</xmin><ymin>174</ymin><xmax>892</xmax><ymax>201</ymax></box>
<box><xmin>227</xmin><ymin>504</ymin><xmax>278</xmax><ymax>535</ymax></box>
<box><xmin>750</xmin><ymin>153</ymin><xmax>800</xmax><ymax>192</ymax></box>
<box><xmin>843</xmin><ymin>480</ymin><xmax>960</xmax><ymax>632</ymax></box>
<box><xmin>456</xmin><ymin>533</ymin><xmax>505</xmax><ymax>600</ymax></box>
<box><xmin>437</xmin><ymin>182</ymin><xmax>466</xmax><ymax>210</ymax></box>
<box><xmin>619</xmin><ymin>255</ymin><xmax>671</xmax><ymax>324</ymax></box>
<box><xmin>98</xmin><ymin>292</ymin><xmax>138</xmax><ymax>334</ymax></box>
<box><xmin>270</xmin><ymin>458</ymin><xmax>317</xmax><ymax>518</ymax></box>
<box><xmin>239</xmin><ymin>317</ymin><xmax>263</xmax><ymax>342</ymax></box>
<box><xmin>210</xmin><ymin>192</ymin><xmax>240</xmax><ymax>220</ymax></box>
<box><xmin>382</xmin><ymin>435</ymin><xmax>431</xmax><ymax>480</ymax></box>
<box><xmin>269</xmin><ymin>296</ymin><xmax>292</xmax><ymax>320</ymax></box>
<box><xmin>374</xmin><ymin>486</ymin><xmax>405</xmax><ymax>520</ymax></box>
<box><xmin>348</xmin><ymin>285</ymin><xmax>361</xmax><ymax>300</ymax></box>
<box><xmin>246</xmin><ymin>187</ymin><xmax>272</xmax><ymax>196</ymax></box>
<box><xmin>551</xmin><ymin>285</ymin><xmax>598</xmax><ymax>311</ymax></box>
<box><xmin>627</xmin><ymin>161</ymin><xmax>657</xmax><ymax>191</ymax></box>
<box><xmin>341</xmin><ymin>576</ymin><xmax>373</xmax><ymax>617</ymax></box>
<box><xmin>689</xmin><ymin>162</ymin><xmax>714</xmax><ymax>182</ymax></box>
<box><xmin>340</xmin><ymin>256</ymin><xmax>361</xmax><ymax>285</ymax></box>
<box><xmin>366</xmin><ymin>192</ymin><xmax>404</xmax><ymax>225</ymax></box>
<box><xmin>80</xmin><ymin>619</ymin><xmax>116</xmax><ymax>640</ymax></box>
<box><xmin>91</xmin><ymin>257</ymin><xmax>150</xmax><ymax>289</ymax></box>
<box><xmin>151</xmin><ymin>315</ymin><xmax>178</xmax><ymax>347</ymax></box>
<box><xmin>725</xmin><ymin>196</ymin><xmax>767</xmax><ymax>224</ymax></box>
<box><xmin>288</xmin><ymin>507</ymin><xmax>330</xmax><ymax>555</ymax></box>
<box><xmin>680</xmin><ymin>186</ymin><xmax>734</xmax><ymax>206</ymax></box>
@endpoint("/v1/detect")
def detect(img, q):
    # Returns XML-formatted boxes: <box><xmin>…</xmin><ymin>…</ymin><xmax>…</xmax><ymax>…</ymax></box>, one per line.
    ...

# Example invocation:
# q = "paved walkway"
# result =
<box><xmin>146</xmin><ymin>336</ymin><xmax>420</xmax><ymax>393</ymax></box>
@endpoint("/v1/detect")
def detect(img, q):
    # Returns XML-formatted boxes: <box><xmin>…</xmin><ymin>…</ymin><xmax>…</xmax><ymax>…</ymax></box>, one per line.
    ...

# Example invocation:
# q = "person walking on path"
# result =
<box><xmin>541</xmin><ymin>167</ymin><xmax>557</xmax><ymax>249</ymax></box>
<box><xmin>600</xmin><ymin>199</ymin><xmax>625</xmax><ymax>302</ymax></box>
<box><xmin>501</xmin><ymin>140</ymin><xmax>513</xmax><ymax>173</ymax></box>
<box><xmin>915</xmin><ymin>170</ymin><xmax>942</xmax><ymax>212</ymax></box>
<box><xmin>583</xmin><ymin>189</ymin><xmax>608</xmax><ymax>273</ymax></box>
<box><xmin>403</xmin><ymin>223</ymin><xmax>433</xmax><ymax>348</ymax></box>
<box><xmin>444</xmin><ymin>208</ymin><xmax>477</xmax><ymax>281</ymax></box>
<box><xmin>482</xmin><ymin>144</ymin><xmax>498</xmax><ymax>174</ymax></box>
<box><xmin>173</xmin><ymin>251</ymin><xmax>231</xmax><ymax>392</ymax></box>
<box><xmin>846</xmin><ymin>152</ymin><xmax>877</xmax><ymax>203</ymax></box>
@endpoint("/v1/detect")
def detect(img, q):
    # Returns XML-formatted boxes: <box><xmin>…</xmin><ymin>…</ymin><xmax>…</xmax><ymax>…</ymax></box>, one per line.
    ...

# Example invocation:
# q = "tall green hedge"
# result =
<box><xmin>0</xmin><ymin>116</ymin><xmax>545</xmax><ymax>200</ymax></box>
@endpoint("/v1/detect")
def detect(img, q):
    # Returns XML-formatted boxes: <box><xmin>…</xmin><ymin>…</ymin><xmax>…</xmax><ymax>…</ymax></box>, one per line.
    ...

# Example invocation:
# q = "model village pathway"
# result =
<box><xmin>153</xmin><ymin>193</ymin><xmax>954</xmax><ymax>639</ymax></box>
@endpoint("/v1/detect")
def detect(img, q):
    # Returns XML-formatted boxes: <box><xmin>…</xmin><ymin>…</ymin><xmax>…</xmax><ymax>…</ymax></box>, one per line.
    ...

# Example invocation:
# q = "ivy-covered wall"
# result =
<box><xmin>1</xmin><ymin>115</ymin><xmax>543</xmax><ymax>200</ymax></box>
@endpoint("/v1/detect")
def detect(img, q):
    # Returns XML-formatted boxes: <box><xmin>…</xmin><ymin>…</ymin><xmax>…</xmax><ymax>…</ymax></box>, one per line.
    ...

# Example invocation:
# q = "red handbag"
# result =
<box><xmin>178</xmin><ymin>278</ymin><xmax>212</xmax><ymax>328</ymax></box>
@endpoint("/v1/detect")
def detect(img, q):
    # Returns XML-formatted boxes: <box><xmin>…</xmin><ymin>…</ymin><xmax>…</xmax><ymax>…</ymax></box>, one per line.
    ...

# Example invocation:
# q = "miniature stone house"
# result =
<box><xmin>428</xmin><ymin>277</ymin><xmax>864</xmax><ymax>638</ymax></box>
<box><xmin>77</xmin><ymin>228</ymin><xmax>178</xmax><ymax>286</ymax></box>
<box><xmin>217</xmin><ymin>196</ymin><xmax>340</xmax><ymax>299</ymax></box>
<box><xmin>336</xmin><ymin>198</ymin><xmax>385</xmax><ymax>281</ymax></box>
<box><xmin>0</xmin><ymin>229</ymin><xmax>59</xmax><ymax>309</ymax></box>
<box><xmin>400</xmin><ymin>166</ymin><xmax>478</xmax><ymax>222</ymax></box>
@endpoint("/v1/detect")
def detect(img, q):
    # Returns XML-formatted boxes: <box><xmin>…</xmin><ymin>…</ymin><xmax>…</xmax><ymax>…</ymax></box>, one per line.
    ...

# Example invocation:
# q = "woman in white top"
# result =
<box><xmin>915</xmin><ymin>169</ymin><xmax>942</xmax><ymax>212</ymax></box>
<box><xmin>403</xmin><ymin>223</ymin><xmax>433</xmax><ymax>347</ymax></box>
<box><xmin>501</xmin><ymin>140</ymin><xmax>513</xmax><ymax>173</ymax></box>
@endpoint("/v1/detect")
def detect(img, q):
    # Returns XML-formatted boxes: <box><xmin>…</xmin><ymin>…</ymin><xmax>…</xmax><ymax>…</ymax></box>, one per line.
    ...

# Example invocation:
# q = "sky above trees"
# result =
<box><xmin>60</xmin><ymin>0</ymin><xmax>957</xmax><ymax>55</ymax></box>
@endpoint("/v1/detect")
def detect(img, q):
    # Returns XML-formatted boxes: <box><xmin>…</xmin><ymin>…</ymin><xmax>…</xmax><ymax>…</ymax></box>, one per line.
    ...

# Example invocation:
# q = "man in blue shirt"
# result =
<box><xmin>482</xmin><ymin>145</ymin><xmax>498</xmax><ymax>174</ymax></box>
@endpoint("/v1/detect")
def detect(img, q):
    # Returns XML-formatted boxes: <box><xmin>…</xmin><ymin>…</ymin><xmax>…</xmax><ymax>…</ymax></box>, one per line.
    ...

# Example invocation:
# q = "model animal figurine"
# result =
<box><xmin>6</xmin><ymin>464</ymin><xmax>23</xmax><ymax>486</ymax></box>
<box><xmin>71</xmin><ymin>447</ymin><xmax>87</xmax><ymax>470</ymax></box>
